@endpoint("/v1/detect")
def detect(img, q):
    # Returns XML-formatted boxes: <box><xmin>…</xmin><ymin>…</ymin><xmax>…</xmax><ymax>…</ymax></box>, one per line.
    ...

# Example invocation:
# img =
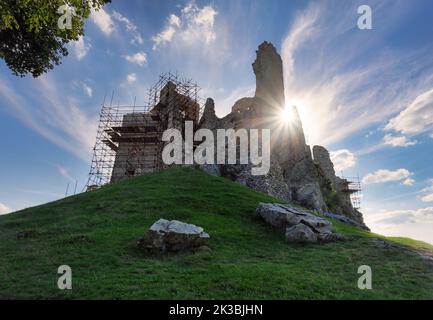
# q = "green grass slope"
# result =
<box><xmin>1</xmin><ymin>167</ymin><xmax>432</xmax><ymax>299</ymax></box>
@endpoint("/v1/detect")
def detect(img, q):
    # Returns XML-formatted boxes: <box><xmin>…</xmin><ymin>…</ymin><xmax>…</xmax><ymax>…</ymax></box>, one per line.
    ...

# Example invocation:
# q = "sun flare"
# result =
<box><xmin>280</xmin><ymin>103</ymin><xmax>300</xmax><ymax>124</ymax></box>
<box><xmin>281</xmin><ymin>106</ymin><xmax>294</xmax><ymax>123</ymax></box>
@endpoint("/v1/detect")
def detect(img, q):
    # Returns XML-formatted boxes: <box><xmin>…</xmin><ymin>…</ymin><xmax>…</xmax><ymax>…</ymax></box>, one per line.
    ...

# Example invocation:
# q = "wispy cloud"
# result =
<box><xmin>330</xmin><ymin>149</ymin><xmax>356</xmax><ymax>172</ymax></box>
<box><xmin>364</xmin><ymin>206</ymin><xmax>433</xmax><ymax>244</ymax></box>
<box><xmin>112</xmin><ymin>10</ymin><xmax>136</xmax><ymax>31</ymax></box>
<box><xmin>0</xmin><ymin>203</ymin><xmax>12</xmax><ymax>215</ymax></box>
<box><xmin>362</xmin><ymin>168</ymin><xmax>414</xmax><ymax>186</ymax></box>
<box><xmin>0</xmin><ymin>75</ymin><xmax>98</xmax><ymax>162</ymax></box>
<box><xmin>126</xmin><ymin>73</ymin><xmax>137</xmax><ymax>84</ymax></box>
<box><xmin>91</xmin><ymin>8</ymin><xmax>115</xmax><ymax>36</ymax></box>
<box><xmin>82</xmin><ymin>83</ymin><xmax>93</xmax><ymax>97</ymax></box>
<box><xmin>112</xmin><ymin>10</ymin><xmax>144</xmax><ymax>45</ymax></box>
<box><xmin>71</xmin><ymin>36</ymin><xmax>91</xmax><ymax>60</ymax></box>
<box><xmin>152</xmin><ymin>17</ymin><xmax>178</xmax><ymax>50</ymax></box>
<box><xmin>124</xmin><ymin>52</ymin><xmax>147</xmax><ymax>66</ymax></box>
<box><xmin>280</xmin><ymin>1</ymin><xmax>433</xmax><ymax>147</ymax></box>
<box><xmin>56</xmin><ymin>165</ymin><xmax>75</xmax><ymax>182</ymax></box>
<box><xmin>152</xmin><ymin>1</ymin><xmax>218</xmax><ymax>50</ymax></box>
<box><xmin>383</xmin><ymin>134</ymin><xmax>418</xmax><ymax>147</ymax></box>
<box><xmin>281</xmin><ymin>2</ymin><xmax>320</xmax><ymax>91</ymax></box>
<box><xmin>385</xmin><ymin>87</ymin><xmax>433</xmax><ymax>136</ymax></box>
<box><xmin>420</xmin><ymin>180</ymin><xmax>433</xmax><ymax>203</ymax></box>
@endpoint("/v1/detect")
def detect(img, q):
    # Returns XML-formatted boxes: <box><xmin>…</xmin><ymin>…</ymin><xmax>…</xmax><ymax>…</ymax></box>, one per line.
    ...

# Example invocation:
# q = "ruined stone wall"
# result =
<box><xmin>253</xmin><ymin>41</ymin><xmax>285</xmax><ymax>115</ymax></box>
<box><xmin>111</xmin><ymin>113</ymin><xmax>160</xmax><ymax>183</ymax></box>
<box><xmin>111</xmin><ymin>82</ymin><xmax>200</xmax><ymax>183</ymax></box>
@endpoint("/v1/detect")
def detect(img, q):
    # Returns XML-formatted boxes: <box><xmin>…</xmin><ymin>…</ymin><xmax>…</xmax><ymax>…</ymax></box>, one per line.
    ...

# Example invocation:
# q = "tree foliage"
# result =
<box><xmin>0</xmin><ymin>0</ymin><xmax>110</xmax><ymax>77</ymax></box>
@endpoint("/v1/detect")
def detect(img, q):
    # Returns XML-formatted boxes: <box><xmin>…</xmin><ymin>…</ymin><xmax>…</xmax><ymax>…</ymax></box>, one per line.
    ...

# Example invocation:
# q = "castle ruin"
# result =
<box><xmin>87</xmin><ymin>41</ymin><xmax>367</xmax><ymax>229</ymax></box>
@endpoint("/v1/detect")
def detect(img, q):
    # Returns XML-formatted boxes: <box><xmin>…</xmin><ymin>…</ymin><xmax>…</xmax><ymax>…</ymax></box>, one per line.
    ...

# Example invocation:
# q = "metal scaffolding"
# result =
<box><xmin>340</xmin><ymin>175</ymin><xmax>362</xmax><ymax>210</ymax></box>
<box><xmin>86</xmin><ymin>73</ymin><xmax>204</xmax><ymax>189</ymax></box>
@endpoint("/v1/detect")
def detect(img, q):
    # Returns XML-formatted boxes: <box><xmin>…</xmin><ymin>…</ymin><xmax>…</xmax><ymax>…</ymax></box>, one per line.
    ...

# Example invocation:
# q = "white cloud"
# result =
<box><xmin>132</xmin><ymin>34</ymin><xmax>144</xmax><ymax>45</ymax></box>
<box><xmin>383</xmin><ymin>134</ymin><xmax>418</xmax><ymax>147</ymax></box>
<box><xmin>0</xmin><ymin>203</ymin><xmax>12</xmax><ymax>215</ymax></box>
<box><xmin>152</xmin><ymin>2</ymin><xmax>218</xmax><ymax>50</ymax></box>
<box><xmin>124</xmin><ymin>52</ymin><xmax>147</xmax><ymax>66</ymax></box>
<box><xmin>91</xmin><ymin>8</ymin><xmax>115</xmax><ymax>36</ymax></box>
<box><xmin>71</xmin><ymin>36</ymin><xmax>91</xmax><ymax>60</ymax></box>
<box><xmin>362</xmin><ymin>169</ymin><xmax>414</xmax><ymax>186</ymax></box>
<box><xmin>82</xmin><ymin>83</ymin><xmax>93</xmax><ymax>97</ymax></box>
<box><xmin>364</xmin><ymin>206</ymin><xmax>433</xmax><ymax>245</ymax></box>
<box><xmin>420</xmin><ymin>180</ymin><xmax>433</xmax><ymax>202</ymax></box>
<box><xmin>112</xmin><ymin>10</ymin><xmax>144</xmax><ymax>45</ymax></box>
<box><xmin>152</xmin><ymin>26</ymin><xmax>177</xmax><ymax>49</ymax></box>
<box><xmin>402</xmin><ymin>178</ymin><xmax>415</xmax><ymax>186</ymax></box>
<box><xmin>281</xmin><ymin>3</ymin><xmax>319</xmax><ymax>90</ymax></box>
<box><xmin>385</xmin><ymin>87</ymin><xmax>433</xmax><ymax>135</ymax></box>
<box><xmin>112</xmin><ymin>10</ymin><xmax>136</xmax><ymax>31</ymax></box>
<box><xmin>169</xmin><ymin>14</ymin><xmax>181</xmax><ymax>28</ymax></box>
<box><xmin>126</xmin><ymin>73</ymin><xmax>137</xmax><ymax>84</ymax></box>
<box><xmin>421</xmin><ymin>194</ymin><xmax>433</xmax><ymax>202</ymax></box>
<box><xmin>330</xmin><ymin>149</ymin><xmax>356</xmax><ymax>172</ymax></box>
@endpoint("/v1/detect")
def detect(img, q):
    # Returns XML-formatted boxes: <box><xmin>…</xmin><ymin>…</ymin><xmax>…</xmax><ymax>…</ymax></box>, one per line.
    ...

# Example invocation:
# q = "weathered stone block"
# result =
<box><xmin>137</xmin><ymin>219</ymin><xmax>210</xmax><ymax>253</ymax></box>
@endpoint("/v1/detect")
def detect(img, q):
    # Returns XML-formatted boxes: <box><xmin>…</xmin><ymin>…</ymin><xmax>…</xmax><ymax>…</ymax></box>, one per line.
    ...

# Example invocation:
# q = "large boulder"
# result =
<box><xmin>137</xmin><ymin>219</ymin><xmax>210</xmax><ymax>253</ymax></box>
<box><xmin>256</xmin><ymin>203</ymin><xmax>342</xmax><ymax>243</ymax></box>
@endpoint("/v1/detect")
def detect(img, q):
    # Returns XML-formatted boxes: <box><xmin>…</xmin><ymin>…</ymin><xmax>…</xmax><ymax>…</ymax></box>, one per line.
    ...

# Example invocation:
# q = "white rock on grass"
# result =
<box><xmin>256</xmin><ymin>203</ymin><xmax>343</xmax><ymax>243</ymax></box>
<box><xmin>138</xmin><ymin>219</ymin><xmax>210</xmax><ymax>253</ymax></box>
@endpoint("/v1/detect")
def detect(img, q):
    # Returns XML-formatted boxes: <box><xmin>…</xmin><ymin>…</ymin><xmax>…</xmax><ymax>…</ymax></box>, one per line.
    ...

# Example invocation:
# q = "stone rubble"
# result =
<box><xmin>256</xmin><ymin>203</ymin><xmax>344</xmax><ymax>243</ymax></box>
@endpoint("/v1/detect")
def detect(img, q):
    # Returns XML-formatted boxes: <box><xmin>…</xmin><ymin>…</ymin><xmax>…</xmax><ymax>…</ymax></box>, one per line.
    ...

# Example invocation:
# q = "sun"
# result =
<box><xmin>280</xmin><ymin>104</ymin><xmax>295</xmax><ymax>124</ymax></box>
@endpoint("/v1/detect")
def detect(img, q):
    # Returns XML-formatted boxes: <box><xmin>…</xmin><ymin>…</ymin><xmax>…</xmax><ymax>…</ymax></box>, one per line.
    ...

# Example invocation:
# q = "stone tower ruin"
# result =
<box><xmin>87</xmin><ymin>74</ymin><xmax>202</xmax><ymax>186</ymax></box>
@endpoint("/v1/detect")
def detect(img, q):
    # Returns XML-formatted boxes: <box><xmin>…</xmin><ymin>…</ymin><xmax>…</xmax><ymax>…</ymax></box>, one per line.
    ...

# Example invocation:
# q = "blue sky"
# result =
<box><xmin>1</xmin><ymin>0</ymin><xmax>433</xmax><ymax>243</ymax></box>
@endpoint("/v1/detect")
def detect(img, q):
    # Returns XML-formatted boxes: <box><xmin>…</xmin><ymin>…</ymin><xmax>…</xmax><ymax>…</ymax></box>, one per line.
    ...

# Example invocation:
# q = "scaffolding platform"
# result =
<box><xmin>86</xmin><ymin>73</ymin><xmax>204</xmax><ymax>189</ymax></box>
<box><xmin>340</xmin><ymin>176</ymin><xmax>362</xmax><ymax>210</ymax></box>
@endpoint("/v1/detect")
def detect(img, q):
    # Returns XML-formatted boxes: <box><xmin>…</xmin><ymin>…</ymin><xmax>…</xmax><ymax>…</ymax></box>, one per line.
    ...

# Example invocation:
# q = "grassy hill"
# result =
<box><xmin>0</xmin><ymin>167</ymin><xmax>432</xmax><ymax>299</ymax></box>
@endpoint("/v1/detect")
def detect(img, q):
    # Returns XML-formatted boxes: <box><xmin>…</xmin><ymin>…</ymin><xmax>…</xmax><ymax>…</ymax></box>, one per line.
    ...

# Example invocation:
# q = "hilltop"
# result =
<box><xmin>0</xmin><ymin>167</ymin><xmax>432</xmax><ymax>299</ymax></box>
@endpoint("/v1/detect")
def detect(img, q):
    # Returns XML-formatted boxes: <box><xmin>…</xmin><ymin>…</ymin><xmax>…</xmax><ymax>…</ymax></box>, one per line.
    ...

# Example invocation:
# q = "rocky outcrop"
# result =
<box><xmin>137</xmin><ymin>219</ymin><xmax>210</xmax><ymax>253</ymax></box>
<box><xmin>313</xmin><ymin>145</ymin><xmax>367</xmax><ymax>228</ymax></box>
<box><xmin>312</xmin><ymin>146</ymin><xmax>338</xmax><ymax>186</ymax></box>
<box><xmin>256</xmin><ymin>203</ymin><xmax>343</xmax><ymax>243</ymax></box>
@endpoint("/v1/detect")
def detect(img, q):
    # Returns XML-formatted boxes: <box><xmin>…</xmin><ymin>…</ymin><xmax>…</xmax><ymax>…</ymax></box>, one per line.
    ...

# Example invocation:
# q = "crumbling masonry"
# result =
<box><xmin>87</xmin><ymin>42</ymin><xmax>367</xmax><ymax>229</ymax></box>
<box><xmin>87</xmin><ymin>73</ymin><xmax>202</xmax><ymax>186</ymax></box>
